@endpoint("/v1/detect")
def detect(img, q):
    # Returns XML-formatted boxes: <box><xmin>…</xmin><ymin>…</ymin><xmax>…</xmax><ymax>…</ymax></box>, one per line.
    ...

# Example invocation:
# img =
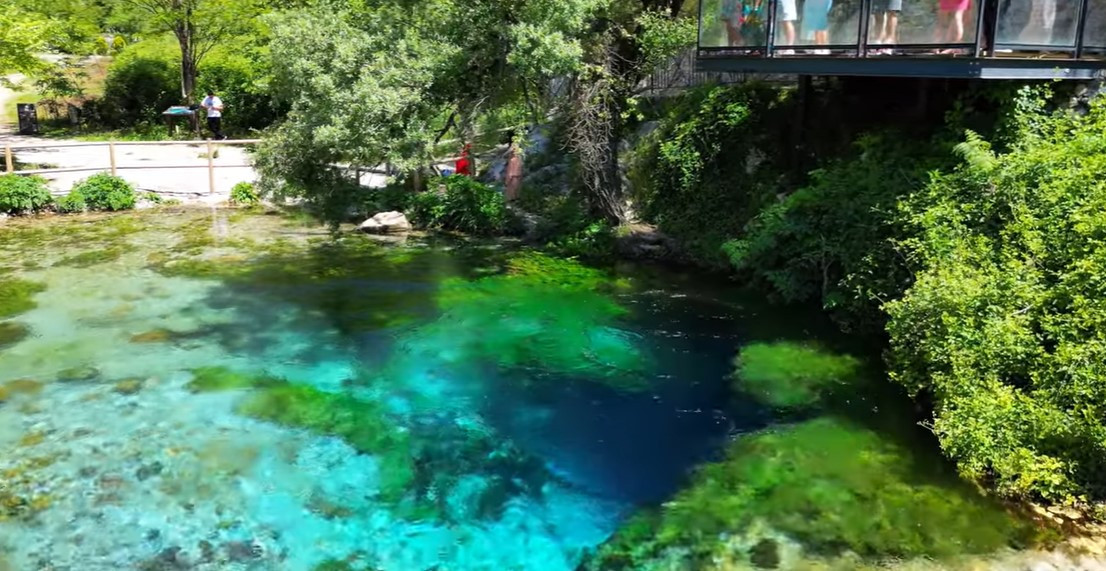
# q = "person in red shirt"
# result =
<box><xmin>455</xmin><ymin>143</ymin><xmax>473</xmax><ymax>176</ymax></box>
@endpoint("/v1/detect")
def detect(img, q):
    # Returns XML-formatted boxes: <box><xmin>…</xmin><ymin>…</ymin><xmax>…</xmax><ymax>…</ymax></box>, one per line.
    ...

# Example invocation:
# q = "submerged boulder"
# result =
<box><xmin>359</xmin><ymin>211</ymin><xmax>411</xmax><ymax>234</ymax></box>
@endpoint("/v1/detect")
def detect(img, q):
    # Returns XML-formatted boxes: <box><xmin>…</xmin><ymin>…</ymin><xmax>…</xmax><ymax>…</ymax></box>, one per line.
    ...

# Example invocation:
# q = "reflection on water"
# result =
<box><xmin>0</xmin><ymin>209</ymin><xmax>1042</xmax><ymax>570</ymax></box>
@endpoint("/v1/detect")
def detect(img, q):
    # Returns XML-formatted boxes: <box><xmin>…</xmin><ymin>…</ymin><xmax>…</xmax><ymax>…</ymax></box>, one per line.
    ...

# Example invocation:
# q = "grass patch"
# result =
<box><xmin>187</xmin><ymin>366</ymin><xmax>283</xmax><ymax>393</ymax></box>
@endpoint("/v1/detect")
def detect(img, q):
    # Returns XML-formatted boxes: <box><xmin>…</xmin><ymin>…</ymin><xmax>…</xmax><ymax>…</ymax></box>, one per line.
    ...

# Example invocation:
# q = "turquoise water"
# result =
<box><xmin>0</xmin><ymin>209</ymin><xmax>1041</xmax><ymax>570</ymax></box>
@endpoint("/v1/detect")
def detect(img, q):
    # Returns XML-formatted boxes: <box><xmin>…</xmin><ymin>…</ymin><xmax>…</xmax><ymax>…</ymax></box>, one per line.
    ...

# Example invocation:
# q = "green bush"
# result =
<box><xmin>72</xmin><ymin>173</ymin><xmax>136</xmax><ymax>211</ymax></box>
<box><xmin>56</xmin><ymin>190</ymin><xmax>87</xmax><ymax>214</ymax></box>
<box><xmin>98</xmin><ymin>39</ymin><xmax>179</xmax><ymax>127</ymax></box>
<box><xmin>409</xmin><ymin>176</ymin><xmax>506</xmax><ymax>235</ymax></box>
<box><xmin>885</xmin><ymin>91</ymin><xmax>1106</xmax><ymax>503</ymax></box>
<box><xmin>0</xmin><ymin>175</ymin><xmax>53</xmax><ymax>215</ymax></box>
<box><xmin>230</xmin><ymin>182</ymin><xmax>260</xmax><ymax>206</ymax></box>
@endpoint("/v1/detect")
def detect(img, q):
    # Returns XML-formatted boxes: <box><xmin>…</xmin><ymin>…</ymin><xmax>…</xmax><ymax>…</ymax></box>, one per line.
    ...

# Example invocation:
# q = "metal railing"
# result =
<box><xmin>3</xmin><ymin>139</ymin><xmax>261</xmax><ymax>194</ymax></box>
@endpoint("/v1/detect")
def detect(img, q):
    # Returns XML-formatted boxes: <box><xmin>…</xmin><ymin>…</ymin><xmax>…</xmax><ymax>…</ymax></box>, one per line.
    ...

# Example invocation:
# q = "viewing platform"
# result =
<box><xmin>697</xmin><ymin>0</ymin><xmax>1106</xmax><ymax>79</ymax></box>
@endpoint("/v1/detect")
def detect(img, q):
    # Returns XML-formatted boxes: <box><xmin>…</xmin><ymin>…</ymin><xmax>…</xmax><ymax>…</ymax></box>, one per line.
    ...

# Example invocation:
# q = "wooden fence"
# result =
<box><xmin>3</xmin><ymin>139</ymin><xmax>262</xmax><ymax>194</ymax></box>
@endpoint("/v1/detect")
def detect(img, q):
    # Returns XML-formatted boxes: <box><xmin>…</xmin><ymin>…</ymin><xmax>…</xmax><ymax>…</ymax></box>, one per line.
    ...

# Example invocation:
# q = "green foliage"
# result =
<box><xmin>229</xmin><ymin>182</ymin><xmax>259</xmax><ymax>206</ymax></box>
<box><xmin>634</xmin><ymin>83</ymin><xmax>791</xmax><ymax>266</ymax></box>
<box><xmin>187</xmin><ymin>366</ymin><xmax>282</xmax><ymax>392</ymax></box>
<box><xmin>97</xmin><ymin>38</ymin><xmax>179</xmax><ymax>127</ymax></box>
<box><xmin>409</xmin><ymin>176</ymin><xmax>507</xmax><ymax>235</ymax></box>
<box><xmin>55</xmin><ymin>190</ymin><xmax>87</xmax><ymax>213</ymax></box>
<box><xmin>590</xmin><ymin>418</ymin><xmax>1034</xmax><ymax>568</ymax></box>
<box><xmin>734</xmin><ymin>342</ymin><xmax>863</xmax><ymax>410</ymax></box>
<box><xmin>236</xmin><ymin>383</ymin><xmax>413</xmax><ymax>500</ymax></box>
<box><xmin>0</xmin><ymin>279</ymin><xmax>46</xmax><ymax>319</ymax></box>
<box><xmin>727</xmin><ymin>132</ymin><xmax>953</xmax><ymax>330</ymax></box>
<box><xmin>0</xmin><ymin>175</ymin><xmax>53</xmax><ymax>215</ymax></box>
<box><xmin>73</xmin><ymin>173</ymin><xmax>136</xmax><ymax>211</ymax></box>
<box><xmin>885</xmin><ymin>94</ymin><xmax>1106</xmax><ymax>502</ymax></box>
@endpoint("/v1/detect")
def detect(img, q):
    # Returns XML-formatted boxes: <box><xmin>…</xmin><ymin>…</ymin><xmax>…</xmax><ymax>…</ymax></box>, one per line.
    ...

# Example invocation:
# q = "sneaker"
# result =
<box><xmin>813</xmin><ymin>49</ymin><xmax>830</xmax><ymax>55</ymax></box>
<box><xmin>776</xmin><ymin>49</ymin><xmax>795</xmax><ymax>55</ymax></box>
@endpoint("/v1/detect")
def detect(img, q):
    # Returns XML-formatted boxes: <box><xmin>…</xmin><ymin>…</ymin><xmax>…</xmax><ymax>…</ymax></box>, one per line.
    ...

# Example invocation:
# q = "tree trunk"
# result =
<box><xmin>175</xmin><ymin>17</ymin><xmax>196</xmax><ymax>102</ymax></box>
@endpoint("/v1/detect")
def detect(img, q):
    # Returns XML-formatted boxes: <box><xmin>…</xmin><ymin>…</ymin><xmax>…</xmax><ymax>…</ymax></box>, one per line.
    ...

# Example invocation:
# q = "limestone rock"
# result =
<box><xmin>359</xmin><ymin>211</ymin><xmax>411</xmax><ymax>234</ymax></box>
<box><xmin>615</xmin><ymin>223</ymin><xmax>680</xmax><ymax>262</ymax></box>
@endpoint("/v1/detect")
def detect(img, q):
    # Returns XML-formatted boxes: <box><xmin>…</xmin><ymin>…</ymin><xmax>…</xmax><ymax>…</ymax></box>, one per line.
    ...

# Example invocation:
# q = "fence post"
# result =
<box><xmin>207</xmin><ymin>141</ymin><xmax>215</xmax><ymax>195</ymax></box>
<box><xmin>4</xmin><ymin>145</ymin><xmax>12</xmax><ymax>173</ymax></box>
<box><xmin>108</xmin><ymin>142</ymin><xmax>117</xmax><ymax>176</ymax></box>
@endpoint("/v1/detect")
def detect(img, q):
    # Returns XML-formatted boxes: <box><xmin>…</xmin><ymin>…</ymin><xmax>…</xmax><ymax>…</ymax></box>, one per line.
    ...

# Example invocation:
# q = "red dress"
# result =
<box><xmin>939</xmin><ymin>0</ymin><xmax>969</xmax><ymax>11</ymax></box>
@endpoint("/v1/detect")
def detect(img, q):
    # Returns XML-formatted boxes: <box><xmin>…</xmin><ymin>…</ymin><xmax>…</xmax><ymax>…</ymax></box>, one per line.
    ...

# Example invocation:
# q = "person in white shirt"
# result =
<box><xmin>201</xmin><ymin>90</ymin><xmax>226</xmax><ymax>140</ymax></box>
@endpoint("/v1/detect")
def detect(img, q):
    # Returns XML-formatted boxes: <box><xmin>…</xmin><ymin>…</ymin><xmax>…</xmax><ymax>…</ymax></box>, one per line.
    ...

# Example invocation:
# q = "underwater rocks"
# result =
<box><xmin>360</xmin><ymin>212</ymin><xmax>412</xmax><ymax>234</ymax></box>
<box><xmin>186</xmin><ymin>366</ymin><xmax>283</xmax><ymax>393</ymax></box>
<box><xmin>55</xmin><ymin>366</ymin><xmax>101</xmax><ymax>383</ymax></box>
<box><xmin>113</xmin><ymin>378</ymin><xmax>145</xmax><ymax>395</ymax></box>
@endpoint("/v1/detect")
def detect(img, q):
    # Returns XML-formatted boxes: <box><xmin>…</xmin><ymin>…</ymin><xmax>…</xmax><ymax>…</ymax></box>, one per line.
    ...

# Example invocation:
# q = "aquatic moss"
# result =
<box><xmin>130</xmin><ymin>329</ymin><xmax>173</xmax><ymax>344</ymax></box>
<box><xmin>400</xmin><ymin>252</ymin><xmax>650</xmax><ymax>390</ymax></box>
<box><xmin>0</xmin><ymin>279</ymin><xmax>46</xmax><ymax>319</ymax></box>
<box><xmin>0</xmin><ymin>322</ymin><xmax>30</xmax><ymax>349</ymax></box>
<box><xmin>187</xmin><ymin>367</ymin><xmax>284</xmax><ymax>393</ymax></box>
<box><xmin>589</xmin><ymin>418</ymin><xmax>1036</xmax><ymax>568</ymax></box>
<box><xmin>55</xmin><ymin>247</ymin><xmax>125</xmax><ymax>268</ymax></box>
<box><xmin>235</xmin><ymin>383</ymin><xmax>413</xmax><ymax>500</ymax></box>
<box><xmin>734</xmin><ymin>342</ymin><xmax>863</xmax><ymax>410</ymax></box>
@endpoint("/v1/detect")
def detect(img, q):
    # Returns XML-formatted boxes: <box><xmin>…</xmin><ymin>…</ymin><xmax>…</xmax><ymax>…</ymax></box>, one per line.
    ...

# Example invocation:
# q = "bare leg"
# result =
<box><xmin>888</xmin><ymin>12</ymin><xmax>899</xmax><ymax>43</ymax></box>
<box><xmin>784</xmin><ymin>20</ymin><xmax>796</xmax><ymax>45</ymax></box>
<box><xmin>935</xmin><ymin>11</ymin><xmax>950</xmax><ymax>43</ymax></box>
<box><xmin>952</xmin><ymin>9</ymin><xmax>966</xmax><ymax>42</ymax></box>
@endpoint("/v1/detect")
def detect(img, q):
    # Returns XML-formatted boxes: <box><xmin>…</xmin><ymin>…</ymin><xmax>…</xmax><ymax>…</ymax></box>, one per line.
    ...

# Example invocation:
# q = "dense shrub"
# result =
<box><xmin>56</xmin><ymin>190</ymin><xmax>87</xmax><ymax>213</ymax></box>
<box><xmin>409</xmin><ymin>176</ymin><xmax>507</xmax><ymax>236</ymax></box>
<box><xmin>229</xmin><ymin>182</ymin><xmax>259</xmax><ymax>206</ymax></box>
<box><xmin>72</xmin><ymin>174</ymin><xmax>136</xmax><ymax>211</ymax></box>
<box><xmin>0</xmin><ymin>175</ymin><xmax>53</xmax><ymax>215</ymax></box>
<box><xmin>98</xmin><ymin>39</ymin><xmax>179</xmax><ymax>127</ymax></box>
<box><xmin>885</xmin><ymin>91</ymin><xmax>1106</xmax><ymax>503</ymax></box>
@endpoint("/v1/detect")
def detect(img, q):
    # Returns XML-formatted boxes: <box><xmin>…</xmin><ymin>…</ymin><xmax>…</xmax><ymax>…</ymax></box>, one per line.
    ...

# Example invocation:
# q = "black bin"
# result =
<box><xmin>17</xmin><ymin>104</ymin><xmax>38</xmax><ymax>135</ymax></box>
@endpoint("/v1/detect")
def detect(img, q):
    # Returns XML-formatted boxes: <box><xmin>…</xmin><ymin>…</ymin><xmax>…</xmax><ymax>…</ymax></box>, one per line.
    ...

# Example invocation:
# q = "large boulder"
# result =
<box><xmin>359</xmin><ymin>211</ymin><xmax>411</xmax><ymax>234</ymax></box>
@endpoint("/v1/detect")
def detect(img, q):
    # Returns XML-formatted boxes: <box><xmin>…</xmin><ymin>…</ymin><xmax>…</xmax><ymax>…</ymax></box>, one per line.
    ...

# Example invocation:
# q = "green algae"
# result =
<box><xmin>0</xmin><ymin>322</ymin><xmax>30</xmax><ymax>349</ymax></box>
<box><xmin>235</xmin><ymin>383</ymin><xmax>414</xmax><ymax>500</ymax></box>
<box><xmin>0</xmin><ymin>279</ymin><xmax>45</xmax><ymax>319</ymax></box>
<box><xmin>54</xmin><ymin>247</ymin><xmax>125</xmax><ymax>268</ymax></box>
<box><xmin>588</xmin><ymin>417</ymin><xmax>1040</xmax><ymax>569</ymax></box>
<box><xmin>397</xmin><ymin>251</ymin><xmax>650</xmax><ymax>390</ymax></box>
<box><xmin>734</xmin><ymin>342</ymin><xmax>863</xmax><ymax>410</ymax></box>
<box><xmin>187</xmin><ymin>367</ymin><xmax>283</xmax><ymax>393</ymax></box>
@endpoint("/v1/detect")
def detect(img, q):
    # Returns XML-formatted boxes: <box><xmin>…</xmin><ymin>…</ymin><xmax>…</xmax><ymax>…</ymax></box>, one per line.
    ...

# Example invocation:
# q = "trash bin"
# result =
<box><xmin>17</xmin><ymin>104</ymin><xmax>38</xmax><ymax>135</ymax></box>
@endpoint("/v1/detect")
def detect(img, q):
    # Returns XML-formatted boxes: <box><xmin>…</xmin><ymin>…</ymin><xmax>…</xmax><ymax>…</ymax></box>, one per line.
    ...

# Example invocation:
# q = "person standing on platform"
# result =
<box><xmin>777</xmin><ymin>0</ymin><xmax>799</xmax><ymax>51</ymax></box>
<box><xmin>937</xmin><ymin>0</ymin><xmax>972</xmax><ymax>45</ymax></box>
<box><xmin>873</xmin><ymin>0</ymin><xmax>903</xmax><ymax>46</ymax></box>
<box><xmin>201</xmin><ymin>90</ymin><xmax>227</xmax><ymax>141</ymax></box>
<box><xmin>504</xmin><ymin>132</ymin><xmax>523</xmax><ymax>203</ymax></box>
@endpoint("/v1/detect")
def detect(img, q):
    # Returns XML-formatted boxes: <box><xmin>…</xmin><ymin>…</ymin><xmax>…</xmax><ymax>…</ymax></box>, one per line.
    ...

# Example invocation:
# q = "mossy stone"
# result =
<box><xmin>0</xmin><ymin>322</ymin><xmax>30</xmax><ymax>349</ymax></box>
<box><xmin>130</xmin><ymin>330</ymin><xmax>173</xmax><ymax>344</ymax></box>
<box><xmin>54</xmin><ymin>247</ymin><xmax>124</xmax><ymax>268</ymax></box>
<box><xmin>113</xmin><ymin>378</ymin><xmax>144</xmax><ymax>395</ymax></box>
<box><xmin>56</xmin><ymin>366</ymin><xmax>101</xmax><ymax>383</ymax></box>
<box><xmin>749</xmin><ymin>538</ymin><xmax>780</xmax><ymax>569</ymax></box>
<box><xmin>5</xmin><ymin>379</ymin><xmax>43</xmax><ymax>396</ymax></box>
<box><xmin>187</xmin><ymin>367</ymin><xmax>284</xmax><ymax>393</ymax></box>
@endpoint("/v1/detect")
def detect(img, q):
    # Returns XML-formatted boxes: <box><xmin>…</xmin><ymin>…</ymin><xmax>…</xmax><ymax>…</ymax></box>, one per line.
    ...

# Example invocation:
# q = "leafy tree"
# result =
<box><xmin>0</xmin><ymin>10</ymin><xmax>51</xmax><ymax>74</ymax></box>
<box><xmin>121</xmin><ymin>0</ymin><xmax>259</xmax><ymax>101</ymax></box>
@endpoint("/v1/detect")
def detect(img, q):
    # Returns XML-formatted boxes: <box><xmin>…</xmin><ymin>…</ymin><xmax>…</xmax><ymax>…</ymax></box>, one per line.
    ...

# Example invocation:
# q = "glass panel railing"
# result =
<box><xmin>996</xmin><ymin>0</ymin><xmax>1079</xmax><ymax>48</ymax></box>
<box><xmin>867</xmin><ymin>0</ymin><xmax>980</xmax><ymax>47</ymax></box>
<box><xmin>772</xmin><ymin>0</ymin><xmax>861</xmax><ymax>51</ymax></box>
<box><xmin>700</xmin><ymin>0</ymin><xmax>768</xmax><ymax>49</ymax></box>
<box><xmin>1084</xmin><ymin>0</ymin><xmax>1106</xmax><ymax>49</ymax></box>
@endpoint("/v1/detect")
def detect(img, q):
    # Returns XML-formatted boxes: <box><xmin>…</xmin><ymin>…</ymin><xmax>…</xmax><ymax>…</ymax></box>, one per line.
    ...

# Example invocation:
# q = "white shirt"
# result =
<box><xmin>202</xmin><ymin>96</ymin><xmax>223</xmax><ymax>118</ymax></box>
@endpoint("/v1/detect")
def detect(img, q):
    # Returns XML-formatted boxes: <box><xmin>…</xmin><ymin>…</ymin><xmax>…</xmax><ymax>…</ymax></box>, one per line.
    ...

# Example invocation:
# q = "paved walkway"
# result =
<box><xmin>1</xmin><ymin>75</ymin><xmax>254</xmax><ymax>205</ymax></box>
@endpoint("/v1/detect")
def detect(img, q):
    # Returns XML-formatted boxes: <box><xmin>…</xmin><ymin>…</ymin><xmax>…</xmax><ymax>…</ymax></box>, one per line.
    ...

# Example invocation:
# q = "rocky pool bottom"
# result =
<box><xmin>0</xmin><ymin>207</ymin><xmax>1102</xmax><ymax>571</ymax></box>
